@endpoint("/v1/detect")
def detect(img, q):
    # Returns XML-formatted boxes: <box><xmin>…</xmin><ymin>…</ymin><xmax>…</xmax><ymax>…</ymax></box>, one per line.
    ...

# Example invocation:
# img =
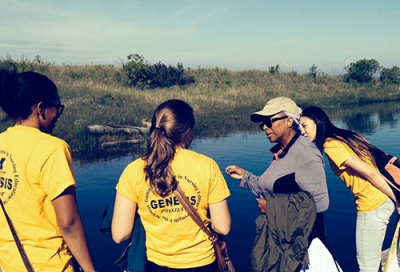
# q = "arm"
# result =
<box><xmin>343</xmin><ymin>155</ymin><xmax>396</xmax><ymax>201</ymax></box>
<box><xmin>52</xmin><ymin>186</ymin><xmax>96</xmax><ymax>272</ymax></box>
<box><xmin>111</xmin><ymin>192</ymin><xmax>137</xmax><ymax>244</ymax></box>
<box><xmin>209</xmin><ymin>199</ymin><xmax>231</xmax><ymax>235</ymax></box>
<box><xmin>226</xmin><ymin>165</ymin><xmax>261</xmax><ymax>196</ymax></box>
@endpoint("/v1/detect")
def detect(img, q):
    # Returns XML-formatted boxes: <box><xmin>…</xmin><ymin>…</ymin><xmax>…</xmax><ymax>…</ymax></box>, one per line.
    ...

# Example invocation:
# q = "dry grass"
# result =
<box><xmin>1</xmin><ymin>59</ymin><xmax>400</xmax><ymax>153</ymax></box>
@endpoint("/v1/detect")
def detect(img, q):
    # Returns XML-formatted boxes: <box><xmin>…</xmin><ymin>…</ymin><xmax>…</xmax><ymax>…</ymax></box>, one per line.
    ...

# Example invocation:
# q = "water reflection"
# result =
<box><xmin>73</xmin><ymin>143</ymin><xmax>144</xmax><ymax>166</ymax></box>
<box><xmin>0</xmin><ymin>101</ymin><xmax>399</xmax><ymax>162</ymax></box>
<box><xmin>180</xmin><ymin>101</ymin><xmax>400</xmax><ymax>140</ymax></box>
<box><xmin>71</xmin><ymin>101</ymin><xmax>400</xmax><ymax>164</ymax></box>
<box><xmin>325</xmin><ymin>101</ymin><xmax>400</xmax><ymax>134</ymax></box>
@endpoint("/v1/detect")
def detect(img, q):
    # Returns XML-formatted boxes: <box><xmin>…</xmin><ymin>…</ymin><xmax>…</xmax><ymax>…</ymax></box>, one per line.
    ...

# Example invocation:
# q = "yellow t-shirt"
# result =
<box><xmin>116</xmin><ymin>148</ymin><xmax>231</xmax><ymax>269</ymax></box>
<box><xmin>0</xmin><ymin>125</ymin><xmax>75</xmax><ymax>271</ymax></box>
<box><xmin>324</xmin><ymin>139</ymin><xmax>387</xmax><ymax>213</ymax></box>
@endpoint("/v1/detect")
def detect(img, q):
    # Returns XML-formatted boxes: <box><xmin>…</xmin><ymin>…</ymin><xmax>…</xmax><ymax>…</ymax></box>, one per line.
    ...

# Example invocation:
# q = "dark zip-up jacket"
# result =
<box><xmin>251</xmin><ymin>191</ymin><xmax>316</xmax><ymax>272</ymax></box>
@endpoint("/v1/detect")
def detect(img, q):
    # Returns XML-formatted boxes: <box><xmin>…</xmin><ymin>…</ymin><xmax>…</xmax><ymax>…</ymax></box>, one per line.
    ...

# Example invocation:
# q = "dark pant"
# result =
<box><xmin>146</xmin><ymin>260</ymin><xmax>219</xmax><ymax>272</ymax></box>
<box><xmin>309</xmin><ymin>212</ymin><xmax>326</xmax><ymax>244</ymax></box>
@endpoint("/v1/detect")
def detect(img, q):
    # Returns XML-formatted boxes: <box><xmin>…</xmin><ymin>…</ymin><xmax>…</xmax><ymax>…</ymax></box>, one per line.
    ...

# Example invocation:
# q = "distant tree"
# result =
<box><xmin>31</xmin><ymin>55</ymin><xmax>52</xmax><ymax>73</ymax></box>
<box><xmin>268</xmin><ymin>64</ymin><xmax>279</xmax><ymax>74</ymax></box>
<box><xmin>344</xmin><ymin>58</ymin><xmax>380</xmax><ymax>84</ymax></box>
<box><xmin>0</xmin><ymin>55</ymin><xmax>54</xmax><ymax>74</ymax></box>
<box><xmin>308</xmin><ymin>64</ymin><xmax>318</xmax><ymax>79</ymax></box>
<box><xmin>380</xmin><ymin>66</ymin><xmax>400</xmax><ymax>85</ymax></box>
<box><xmin>148</xmin><ymin>62</ymin><xmax>194</xmax><ymax>88</ymax></box>
<box><xmin>0</xmin><ymin>54</ymin><xmax>17</xmax><ymax>72</ymax></box>
<box><xmin>122</xmin><ymin>54</ymin><xmax>151</xmax><ymax>89</ymax></box>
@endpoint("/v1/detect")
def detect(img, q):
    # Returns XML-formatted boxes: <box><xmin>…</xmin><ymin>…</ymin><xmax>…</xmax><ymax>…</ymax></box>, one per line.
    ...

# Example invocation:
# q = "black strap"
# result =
<box><xmin>0</xmin><ymin>199</ymin><xmax>35</xmax><ymax>272</ymax></box>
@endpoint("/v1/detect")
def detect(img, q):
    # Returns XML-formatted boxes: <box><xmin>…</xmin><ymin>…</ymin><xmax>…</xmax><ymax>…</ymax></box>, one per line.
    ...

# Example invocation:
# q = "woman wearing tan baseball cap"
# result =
<box><xmin>225</xmin><ymin>96</ymin><xmax>330</xmax><ymax>270</ymax></box>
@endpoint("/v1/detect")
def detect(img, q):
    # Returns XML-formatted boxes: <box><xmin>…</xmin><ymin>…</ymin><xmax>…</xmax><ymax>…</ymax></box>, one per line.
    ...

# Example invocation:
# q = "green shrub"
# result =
<box><xmin>344</xmin><ymin>58</ymin><xmax>380</xmax><ymax>84</ymax></box>
<box><xmin>380</xmin><ymin>66</ymin><xmax>400</xmax><ymax>85</ymax></box>
<box><xmin>122</xmin><ymin>54</ymin><xmax>194</xmax><ymax>89</ymax></box>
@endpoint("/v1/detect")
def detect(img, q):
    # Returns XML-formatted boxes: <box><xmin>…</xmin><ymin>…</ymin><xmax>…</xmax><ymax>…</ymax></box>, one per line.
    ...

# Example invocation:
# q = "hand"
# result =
<box><xmin>257</xmin><ymin>198</ymin><xmax>267</xmax><ymax>214</ymax></box>
<box><xmin>225</xmin><ymin>165</ymin><xmax>246</xmax><ymax>180</ymax></box>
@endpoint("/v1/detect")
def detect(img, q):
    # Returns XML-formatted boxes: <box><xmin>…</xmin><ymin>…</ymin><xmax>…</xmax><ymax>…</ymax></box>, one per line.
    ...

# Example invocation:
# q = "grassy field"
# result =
<box><xmin>1</xmin><ymin>60</ymin><xmax>399</xmax><ymax>157</ymax></box>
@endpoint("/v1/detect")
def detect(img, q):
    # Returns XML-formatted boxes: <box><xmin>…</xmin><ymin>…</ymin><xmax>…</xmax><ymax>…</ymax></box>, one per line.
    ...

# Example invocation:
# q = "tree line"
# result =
<box><xmin>1</xmin><ymin>54</ymin><xmax>399</xmax><ymax>89</ymax></box>
<box><xmin>306</xmin><ymin>59</ymin><xmax>399</xmax><ymax>85</ymax></box>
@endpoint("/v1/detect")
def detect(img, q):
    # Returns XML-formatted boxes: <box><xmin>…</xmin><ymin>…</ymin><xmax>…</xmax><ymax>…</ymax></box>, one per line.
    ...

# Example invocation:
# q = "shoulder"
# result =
<box><xmin>295</xmin><ymin>135</ymin><xmax>317</xmax><ymax>148</ymax></box>
<box><xmin>41</xmin><ymin>134</ymin><xmax>72</xmax><ymax>157</ymax></box>
<box><xmin>23</xmin><ymin>125</ymin><xmax>71</xmax><ymax>150</ymax></box>
<box><xmin>294</xmin><ymin>136</ymin><xmax>322</xmax><ymax>156</ymax></box>
<box><xmin>124</xmin><ymin>157</ymin><xmax>146</xmax><ymax>172</ymax></box>
<box><xmin>24</xmin><ymin>128</ymin><xmax>72</xmax><ymax>157</ymax></box>
<box><xmin>286</xmin><ymin>136</ymin><xmax>324</xmax><ymax>166</ymax></box>
<box><xmin>46</xmin><ymin>134</ymin><xmax>70</xmax><ymax>148</ymax></box>
<box><xmin>175</xmin><ymin>149</ymin><xmax>221</xmax><ymax>174</ymax></box>
<box><xmin>324</xmin><ymin>139</ymin><xmax>351</xmax><ymax>152</ymax></box>
<box><xmin>323</xmin><ymin>139</ymin><xmax>355</xmax><ymax>165</ymax></box>
<box><xmin>177</xmin><ymin>148</ymin><xmax>217</xmax><ymax>164</ymax></box>
<box><xmin>119</xmin><ymin>158</ymin><xmax>147</xmax><ymax>185</ymax></box>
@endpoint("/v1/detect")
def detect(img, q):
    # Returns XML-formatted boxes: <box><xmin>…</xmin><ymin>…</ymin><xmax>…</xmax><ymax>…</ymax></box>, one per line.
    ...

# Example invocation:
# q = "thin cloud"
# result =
<box><xmin>1</xmin><ymin>0</ymin><xmax>399</xmax><ymax>71</ymax></box>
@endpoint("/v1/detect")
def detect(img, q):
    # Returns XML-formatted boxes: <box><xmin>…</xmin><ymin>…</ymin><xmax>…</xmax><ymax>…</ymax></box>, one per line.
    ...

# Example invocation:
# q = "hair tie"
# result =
<box><xmin>153</xmin><ymin>126</ymin><xmax>165</xmax><ymax>134</ymax></box>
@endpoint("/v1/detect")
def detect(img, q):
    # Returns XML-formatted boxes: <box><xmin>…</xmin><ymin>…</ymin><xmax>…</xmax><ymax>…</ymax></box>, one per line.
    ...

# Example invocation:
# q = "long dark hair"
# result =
<box><xmin>0</xmin><ymin>69</ymin><xmax>59</xmax><ymax>120</ymax></box>
<box><xmin>143</xmin><ymin>99</ymin><xmax>195</xmax><ymax>198</ymax></box>
<box><xmin>301</xmin><ymin>106</ymin><xmax>385</xmax><ymax>165</ymax></box>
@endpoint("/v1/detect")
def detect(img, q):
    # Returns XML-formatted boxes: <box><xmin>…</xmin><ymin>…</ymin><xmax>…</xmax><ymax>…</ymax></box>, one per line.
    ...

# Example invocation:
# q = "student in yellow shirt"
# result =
<box><xmin>112</xmin><ymin>99</ymin><xmax>231</xmax><ymax>271</ymax></box>
<box><xmin>300</xmin><ymin>106</ymin><xmax>395</xmax><ymax>272</ymax></box>
<box><xmin>0</xmin><ymin>69</ymin><xmax>96</xmax><ymax>272</ymax></box>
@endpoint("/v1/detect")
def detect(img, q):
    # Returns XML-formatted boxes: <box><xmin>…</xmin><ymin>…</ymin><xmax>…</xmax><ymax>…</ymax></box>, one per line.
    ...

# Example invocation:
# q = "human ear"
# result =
<box><xmin>37</xmin><ymin>102</ymin><xmax>46</xmax><ymax>120</ymax></box>
<box><xmin>181</xmin><ymin>129</ymin><xmax>195</xmax><ymax>148</ymax></box>
<box><xmin>287</xmin><ymin>118</ymin><xmax>294</xmax><ymax>128</ymax></box>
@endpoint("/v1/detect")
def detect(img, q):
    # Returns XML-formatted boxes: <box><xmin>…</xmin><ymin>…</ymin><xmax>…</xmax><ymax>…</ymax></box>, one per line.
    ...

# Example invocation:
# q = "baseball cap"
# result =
<box><xmin>250</xmin><ymin>97</ymin><xmax>300</xmax><ymax>123</ymax></box>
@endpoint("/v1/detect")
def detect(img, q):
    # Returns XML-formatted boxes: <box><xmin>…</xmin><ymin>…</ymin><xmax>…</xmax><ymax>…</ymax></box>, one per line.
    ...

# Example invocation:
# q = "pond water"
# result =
<box><xmin>74</xmin><ymin>101</ymin><xmax>400</xmax><ymax>272</ymax></box>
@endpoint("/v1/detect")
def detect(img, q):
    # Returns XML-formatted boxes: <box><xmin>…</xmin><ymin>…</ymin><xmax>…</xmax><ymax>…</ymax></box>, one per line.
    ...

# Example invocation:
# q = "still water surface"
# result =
<box><xmin>74</xmin><ymin>102</ymin><xmax>400</xmax><ymax>272</ymax></box>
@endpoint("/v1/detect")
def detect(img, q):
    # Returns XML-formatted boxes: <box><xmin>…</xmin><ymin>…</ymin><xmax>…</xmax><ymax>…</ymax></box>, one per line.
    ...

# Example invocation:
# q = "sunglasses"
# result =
<box><xmin>46</xmin><ymin>102</ymin><xmax>65</xmax><ymax>115</ymax></box>
<box><xmin>259</xmin><ymin>116</ymin><xmax>288</xmax><ymax>130</ymax></box>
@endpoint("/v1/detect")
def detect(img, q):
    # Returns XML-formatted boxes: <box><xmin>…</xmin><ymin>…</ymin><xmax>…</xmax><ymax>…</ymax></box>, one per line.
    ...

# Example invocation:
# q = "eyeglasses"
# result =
<box><xmin>46</xmin><ymin>102</ymin><xmax>65</xmax><ymax>115</ymax></box>
<box><xmin>259</xmin><ymin>116</ymin><xmax>288</xmax><ymax>130</ymax></box>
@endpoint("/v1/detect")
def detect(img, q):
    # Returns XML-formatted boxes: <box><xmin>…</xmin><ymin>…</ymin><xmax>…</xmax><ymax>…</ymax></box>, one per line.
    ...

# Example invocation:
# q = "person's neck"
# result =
<box><xmin>15</xmin><ymin>116</ymin><xmax>40</xmax><ymax>129</ymax></box>
<box><xmin>280</xmin><ymin>129</ymin><xmax>297</xmax><ymax>149</ymax></box>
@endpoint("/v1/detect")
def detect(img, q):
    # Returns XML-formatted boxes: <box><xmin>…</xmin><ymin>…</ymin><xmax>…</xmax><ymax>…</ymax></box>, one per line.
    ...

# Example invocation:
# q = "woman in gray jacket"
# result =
<box><xmin>226</xmin><ymin>97</ymin><xmax>329</xmax><ymax>245</ymax></box>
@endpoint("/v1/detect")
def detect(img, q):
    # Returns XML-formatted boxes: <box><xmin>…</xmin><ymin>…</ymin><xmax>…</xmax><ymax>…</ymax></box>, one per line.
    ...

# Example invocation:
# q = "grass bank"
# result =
<box><xmin>1</xmin><ymin>63</ymin><xmax>399</xmax><ymax>156</ymax></box>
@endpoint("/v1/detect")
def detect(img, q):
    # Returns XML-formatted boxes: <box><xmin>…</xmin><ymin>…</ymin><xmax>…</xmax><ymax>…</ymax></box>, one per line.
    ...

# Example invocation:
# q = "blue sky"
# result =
<box><xmin>1</xmin><ymin>0</ymin><xmax>399</xmax><ymax>74</ymax></box>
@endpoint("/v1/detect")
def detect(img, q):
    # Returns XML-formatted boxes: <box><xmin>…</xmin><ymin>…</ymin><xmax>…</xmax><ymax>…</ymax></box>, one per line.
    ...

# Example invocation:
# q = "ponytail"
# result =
<box><xmin>143</xmin><ymin>100</ymin><xmax>195</xmax><ymax>198</ymax></box>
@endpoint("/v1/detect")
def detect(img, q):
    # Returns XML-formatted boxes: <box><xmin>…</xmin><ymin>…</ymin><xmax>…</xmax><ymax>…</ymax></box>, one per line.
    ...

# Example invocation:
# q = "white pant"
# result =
<box><xmin>357</xmin><ymin>198</ymin><xmax>394</xmax><ymax>272</ymax></box>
